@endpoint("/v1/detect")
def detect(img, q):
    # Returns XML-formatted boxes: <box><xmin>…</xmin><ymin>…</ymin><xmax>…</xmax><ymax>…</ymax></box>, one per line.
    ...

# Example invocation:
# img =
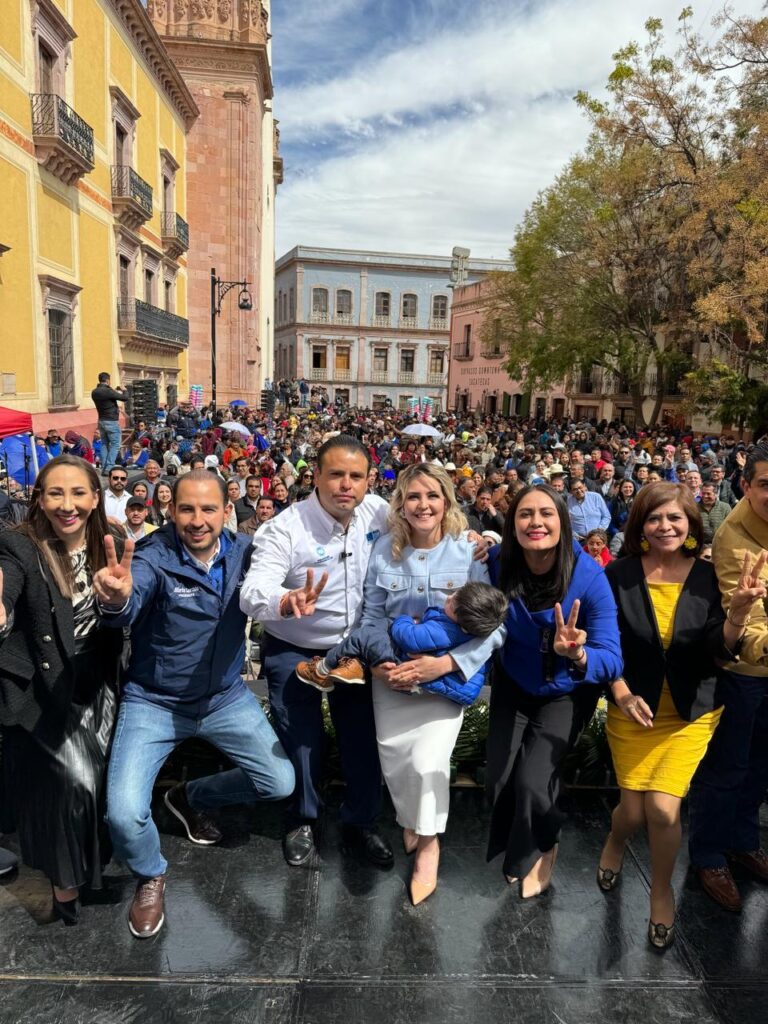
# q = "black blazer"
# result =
<box><xmin>605</xmin><ymin>556</ymin><xmax>730</xmax><ymax>722</ymax></box>
<box><xmin>0</xmin><ymin>530</ymin><xmax>122</xmax><ymax>741</ymax></box>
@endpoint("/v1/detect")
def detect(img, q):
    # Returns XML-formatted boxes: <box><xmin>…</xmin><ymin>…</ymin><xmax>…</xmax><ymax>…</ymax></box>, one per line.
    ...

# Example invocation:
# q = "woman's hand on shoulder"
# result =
<box><xmin>466</xmin><ymin>531</ymin><xmax>490</xmax><ymax>562</ymax></box>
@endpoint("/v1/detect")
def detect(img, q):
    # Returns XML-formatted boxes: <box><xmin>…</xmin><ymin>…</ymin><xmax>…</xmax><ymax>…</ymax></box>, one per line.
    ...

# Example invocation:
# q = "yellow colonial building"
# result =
<box><xmin>0</xmin><ymin>0</ymin><xmax>198</xmax><ymax>434</ymax></box>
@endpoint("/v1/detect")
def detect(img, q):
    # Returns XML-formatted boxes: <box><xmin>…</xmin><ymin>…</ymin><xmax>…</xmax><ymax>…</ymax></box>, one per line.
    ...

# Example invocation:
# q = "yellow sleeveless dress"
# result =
<box><xmin>606</xmin><ymin>581</ymin><xmax>723</xmax><ymax>798</ymax></box>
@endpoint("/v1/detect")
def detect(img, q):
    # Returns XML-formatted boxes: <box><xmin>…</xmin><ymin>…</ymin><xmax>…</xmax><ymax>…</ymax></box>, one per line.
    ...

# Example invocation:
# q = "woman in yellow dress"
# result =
<box><xmin>597</xmin><ymin>482</ymin><xmax>764</xmax><ymax>949</ymax></box>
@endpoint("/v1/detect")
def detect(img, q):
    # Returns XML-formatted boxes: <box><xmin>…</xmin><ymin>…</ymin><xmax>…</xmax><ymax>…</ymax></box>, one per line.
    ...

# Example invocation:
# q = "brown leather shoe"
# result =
<box><xmin>295</xmin><ymin>657</ymin><xmax>335</xmax><ymax>692</ymax></box>
<box><xmin>128</xmin><ymin>876</ymin><xmax>166</xmax><ymax>938</ymax></box>
<box><xmin>327</xmin><ymin>658</ymin><xmax>366</xmax><ymax>685</ymax></box>
<box><xmin>697</xmin><ymin>866</ymin><xmax>742</xmax><ymax>913</ymax></box>
<box><xmin>728</xmin><ymin>848</ymin><xmax>768</xmax><ymax>883</ymax></box>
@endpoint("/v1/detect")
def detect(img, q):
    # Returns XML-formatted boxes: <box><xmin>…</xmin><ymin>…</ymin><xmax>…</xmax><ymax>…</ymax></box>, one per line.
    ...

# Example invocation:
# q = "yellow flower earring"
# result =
<box><xmin>640</xmin><ymin>535</ymin><xmax>650</xmax><ymax>553</ymax></box>
<box><xmin>683</xmin><ymin>535</ymin><xmax>698</xmax><ymax>551</ymax></box>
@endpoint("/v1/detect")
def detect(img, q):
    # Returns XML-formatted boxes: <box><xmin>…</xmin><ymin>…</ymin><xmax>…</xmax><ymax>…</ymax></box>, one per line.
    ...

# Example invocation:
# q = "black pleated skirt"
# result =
<box><xmin>1</xmin><ymin>636</ymin><xmax>118</xmax><ymax>890</ymax></box>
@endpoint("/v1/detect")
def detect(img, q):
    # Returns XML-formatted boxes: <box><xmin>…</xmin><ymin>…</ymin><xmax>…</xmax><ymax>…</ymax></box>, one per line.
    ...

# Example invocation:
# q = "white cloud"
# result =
<box><xmin>274</xmin><ymin>0</ymin><xmax>766</xmax><ymax>257</ymax></box>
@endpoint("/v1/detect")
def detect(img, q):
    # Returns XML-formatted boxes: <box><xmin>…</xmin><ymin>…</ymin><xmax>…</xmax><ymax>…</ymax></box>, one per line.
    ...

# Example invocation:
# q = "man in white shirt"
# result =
<box><xmin>103</xmin><ymin>466</ymin><xmax>130</xmax><ymax>521</ymax></box>
<box><xmin>240</xmin><ymin>435</ymin><xmax>393</xmax><ymax>870</ymax></box>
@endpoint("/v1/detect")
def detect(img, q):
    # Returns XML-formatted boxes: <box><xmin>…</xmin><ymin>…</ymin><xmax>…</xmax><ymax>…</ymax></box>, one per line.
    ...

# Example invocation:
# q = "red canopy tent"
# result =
<box><xmin>0</xmin><ymin>407</ymin><xmax>33</xmax><ymax>440</ymax></box>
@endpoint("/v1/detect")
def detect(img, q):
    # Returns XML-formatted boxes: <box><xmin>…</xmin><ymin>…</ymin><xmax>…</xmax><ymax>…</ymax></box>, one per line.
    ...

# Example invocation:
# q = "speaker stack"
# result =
<box><xmin>127</xmin><ymin>379</ymin><xmax>159</xmax><ymax>427</ymax></box>
<box><xmin>260</xmin><ymin>388</ymin><xmax>276</xmax><ymax>413</ymax></box>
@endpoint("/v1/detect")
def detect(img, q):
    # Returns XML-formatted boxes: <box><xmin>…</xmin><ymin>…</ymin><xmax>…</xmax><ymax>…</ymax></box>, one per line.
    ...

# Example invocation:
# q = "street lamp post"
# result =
<box><xmin>210</xmin><ymin>267</ymin><xmax>252</xmax><ymax>411</ymax></box>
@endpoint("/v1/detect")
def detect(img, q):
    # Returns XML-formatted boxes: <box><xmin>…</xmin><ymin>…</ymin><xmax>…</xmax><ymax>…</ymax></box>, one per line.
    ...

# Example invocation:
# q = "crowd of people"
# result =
<box><xmin>1</xmin><ymin>373</ymin><xmax>767</xmax><ymax>955</ymax></box>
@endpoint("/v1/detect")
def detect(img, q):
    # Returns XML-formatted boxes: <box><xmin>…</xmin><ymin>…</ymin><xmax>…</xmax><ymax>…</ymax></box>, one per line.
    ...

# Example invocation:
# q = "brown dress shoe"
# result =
<box><xmin>129</xmin><ymin>876</ymin><xmax>166</xmax><ymax>938</ymax></box>
<box><xmin>728</xmin><ymin>848</ymin><xmax>768</xmax><ymax>883</ymax></box>
<box><xmin>697</xmin><ymin>866</ymin><xmax>742</xmax><ymax>913</ymax></box>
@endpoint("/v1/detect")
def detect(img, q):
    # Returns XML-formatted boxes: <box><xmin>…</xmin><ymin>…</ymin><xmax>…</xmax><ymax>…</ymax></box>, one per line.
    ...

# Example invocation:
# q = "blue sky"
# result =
<box><xmin>270</xmin><ymin>0</ymin><xmax>764</xmax><ymax>259</ymax></box>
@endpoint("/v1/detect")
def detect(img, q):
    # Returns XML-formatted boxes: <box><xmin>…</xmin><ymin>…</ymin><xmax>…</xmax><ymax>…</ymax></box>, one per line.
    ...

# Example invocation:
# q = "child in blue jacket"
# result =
<box><xmin>296</xmin><ymin>581</ymin><xmax>507</xmax><ymax>707</ymax></box>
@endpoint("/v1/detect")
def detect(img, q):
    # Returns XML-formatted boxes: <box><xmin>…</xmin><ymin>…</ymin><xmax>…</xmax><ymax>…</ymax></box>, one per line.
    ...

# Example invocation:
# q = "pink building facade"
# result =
<box><xmin>448</xmin><ymin>280</ymin><xmax>568</xmax><ymax>418</ymax></box>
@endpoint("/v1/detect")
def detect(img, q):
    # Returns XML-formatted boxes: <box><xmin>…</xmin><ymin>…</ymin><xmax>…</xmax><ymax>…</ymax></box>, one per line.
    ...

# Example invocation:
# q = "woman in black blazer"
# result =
<box><xmin>597</xmin><ymin>482</ymin><xmax>761</xmax><ymax>949</ymax></box>
<box><xmin>0</xmin><ymin>456</ymin><xmax>125</xmax><ymax>924</ymax></box>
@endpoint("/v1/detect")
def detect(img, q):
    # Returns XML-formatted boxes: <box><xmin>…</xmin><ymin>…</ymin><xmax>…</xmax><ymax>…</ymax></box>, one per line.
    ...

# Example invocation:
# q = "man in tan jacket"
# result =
<box><xmin>688</xmin><ymin>445</ymin><xmax>768</xmax><ymax>911</ymax></box>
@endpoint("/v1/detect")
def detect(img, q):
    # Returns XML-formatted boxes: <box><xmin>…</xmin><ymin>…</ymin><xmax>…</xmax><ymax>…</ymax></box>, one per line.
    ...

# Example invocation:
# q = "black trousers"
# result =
<box><xmin>485</xmin><ymin>666</ymin><xmax>598</xmax><ymax>878</ymax></box>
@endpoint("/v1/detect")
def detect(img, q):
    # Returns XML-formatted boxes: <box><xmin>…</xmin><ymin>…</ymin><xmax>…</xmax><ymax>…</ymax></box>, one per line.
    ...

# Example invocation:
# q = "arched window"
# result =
<box><xmin>336</xmin><ymin>289</ymin><xmax>353</xmax><ymax>321</ymax></box>
<box><xmin>374</xmin><ymin>292</ymin><xmax>391</xmax><ymax>324</ymax></box>
<box><xmin>311</xmin><ymin>287</ymin><xmax>329</xmax><ymax>322</ymax></box>
<box><xmin>402</xmin><ymin>293</ymin><xmax>418</xmax><ymax>322</ymax></box>
<box><xmin>431</xmin><ymin>295</ymin><xmax>448</xmax><ymax>324</ymax></box>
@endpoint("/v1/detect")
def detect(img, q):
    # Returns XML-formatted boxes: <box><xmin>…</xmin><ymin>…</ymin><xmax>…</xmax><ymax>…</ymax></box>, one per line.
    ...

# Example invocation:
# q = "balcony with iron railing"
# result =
<box><xmin>481</xmin><ymin>344</ymin><xmax>505</xmax><ymax>359</ymax></box>
<box><xmin>372</xmin><ymin>314</ymin><xmax>391</xmax><ymax>328</ymax></box>
<box><xmin>310</xmin><ymin>310</ymin><xmax>331</xmax><ymax>324</ymax></box>
<box><xmin>111</xmin><ymin>165</ymin><xmax>153</xmax><ymax>230</ymax></box>
<box><xmin>117</xmin><ymin>298</ymin><xmax>188</xmax><ymax>348</ymax></box>
<box><xmin>452</xmin><ymin>342</ymin><xmax>474</xmax><ymax>361</ymax></box>
<box><xmin>429</xmin><ymin>317</ymin><xmax>449</xmax><ymax>331</ymax></box>
<box><xmin>161</xmin><ymin>211</ymin><xmax>189</xmax><ymax>260</ymax></box>
<box><xmin>400</xmin><ymin>316</ymin><xmax>418</xmax><ymax>330</ymax></box>
<box><xmin>573</xmin><ymin>371</ymin><xmax>603</xmax><ymax>394</ymax></box>
<box><xmin>30</xmin><ymin>93</ymin><xmax>94</xmax><ymax>186</ymax></box>
<box><xmin>334</xmin><ymin>312</ymin><xmax>354</xmax><ymax>326</ymax></box>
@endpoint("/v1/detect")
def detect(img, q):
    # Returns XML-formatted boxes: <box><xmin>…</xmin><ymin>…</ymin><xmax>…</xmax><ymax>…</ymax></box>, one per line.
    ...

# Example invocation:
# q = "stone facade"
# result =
<box><xmin>447</xmin><ymin>280</ymin><xmax>567</xmax><ymax>418</ymax></box>
<box><xmin>147</xmin><ymin>0</ymin><xmax>279</xmax><ymax>407</ymax></box>
<box><xmin>275</xmin><ymin>247</ymin><xmax>509</xmax><ymax>412</ymax></box>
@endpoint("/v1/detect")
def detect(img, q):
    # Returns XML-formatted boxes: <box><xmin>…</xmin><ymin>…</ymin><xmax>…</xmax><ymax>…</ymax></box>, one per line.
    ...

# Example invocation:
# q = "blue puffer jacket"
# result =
<box><xmin>102</xmin><ymin>523</ymin><xmax>253</xmax><ymax>715</ymax></box>
<box><xmin>389</xmin><ymin>608</ymin><xmax>489</xmax><ymax>707</ymax></box>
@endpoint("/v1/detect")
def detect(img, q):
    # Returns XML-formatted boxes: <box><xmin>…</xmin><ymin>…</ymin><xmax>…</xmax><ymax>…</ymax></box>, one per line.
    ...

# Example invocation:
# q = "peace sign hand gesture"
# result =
<box><xmin>729</xmin><ymin>551</ymin><xmax>768</xmax><ymax>622</ymax></box>
<box><xmin>93</xmin><ymin>535</ymin><xmax>135</xmax><ymax>608</ymax></box>
<box><xmin>553</xmin><ymin>599</ymin><xmax>588</xmax><ymax>661</ymax></box>
<box><xmin>279</xmin><ymin>569</ymin><xmax>329</xmax><ymax>619</ymax></box>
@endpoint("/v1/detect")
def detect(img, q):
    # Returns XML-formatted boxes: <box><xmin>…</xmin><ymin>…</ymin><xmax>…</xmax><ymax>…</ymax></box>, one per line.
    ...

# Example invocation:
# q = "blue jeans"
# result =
<box><xmin>688</xmin><ymin>671</ymin><xmax>768</xmax><ymax>868</ymax></box>
<box><xmin>99</xmin><ymin>419</ymin><xmax>122</xmax><ymax>473</ymax></box>
<box><xmin>106</xmin><ymin>688</ymin><xmax>295</xmax><ymax>879</ymax></box>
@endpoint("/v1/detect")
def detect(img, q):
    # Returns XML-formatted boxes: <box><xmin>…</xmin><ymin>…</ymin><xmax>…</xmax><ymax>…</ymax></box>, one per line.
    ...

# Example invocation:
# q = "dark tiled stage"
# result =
<box><xmin>1</xmin><ymin>788</ymin><xmax>767</xmax><ymax>1024</ymax></box>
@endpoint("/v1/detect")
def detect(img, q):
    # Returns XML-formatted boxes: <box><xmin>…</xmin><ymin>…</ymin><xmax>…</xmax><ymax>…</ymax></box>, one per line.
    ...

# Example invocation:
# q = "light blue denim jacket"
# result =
<box><xmin>359</xmin><ymin>534</ymin><xmax>506</xmax><ymax>680</ymax></box>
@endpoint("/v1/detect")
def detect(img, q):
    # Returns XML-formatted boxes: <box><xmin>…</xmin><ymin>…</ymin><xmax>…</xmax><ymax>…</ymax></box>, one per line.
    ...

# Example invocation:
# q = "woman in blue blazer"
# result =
<box><xmin>486</xmin><ymin>484</ymin><xmax>622</xmax><ymax>897</ymax></box>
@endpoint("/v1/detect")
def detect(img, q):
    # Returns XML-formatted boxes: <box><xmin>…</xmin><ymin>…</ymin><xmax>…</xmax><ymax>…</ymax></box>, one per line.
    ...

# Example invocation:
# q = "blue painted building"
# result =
<box><xmin>274</xmin><ymin>246</ymin><xmax>508</xmax><ymax>411</ymax></box>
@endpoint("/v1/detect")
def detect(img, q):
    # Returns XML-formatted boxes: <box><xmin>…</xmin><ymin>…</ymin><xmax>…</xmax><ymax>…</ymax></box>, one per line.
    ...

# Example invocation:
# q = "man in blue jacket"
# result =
<box><xmin>94</xmin><ymin>470</ymin><xmax>294</xmax><ymax>940</ymax></box>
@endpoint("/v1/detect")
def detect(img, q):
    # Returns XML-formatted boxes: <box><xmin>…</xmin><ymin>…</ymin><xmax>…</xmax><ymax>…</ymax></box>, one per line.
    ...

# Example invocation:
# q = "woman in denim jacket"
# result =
<box><xmin>361</xmin><ymin>464</ymin><xmax>505</xmax><ymax>905</ymax></box>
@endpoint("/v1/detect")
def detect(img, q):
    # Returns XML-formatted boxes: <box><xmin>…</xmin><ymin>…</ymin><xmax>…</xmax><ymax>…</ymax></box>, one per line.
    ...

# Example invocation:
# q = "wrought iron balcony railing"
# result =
<box><xmin>310</xmin><ymin>310</ymin><xmax>330</xmax><ymax>324</ymax></box>
<box><xmin>161</xmin><ymin>211</ymin><xmax>189</xmax><ymax>254</ymax></box>
<box><xmin>111</xmin><ymin>165</ymin><xmax>153</xmax><ymax>219</ymax></box>
<box><xmin>31</xmin><ymin>93</ymin><xmax>94</xmax><ymax>164</ymax></box>
<box><xmin>429</xmin><ymin>317</ymin><xmax>449</xmax><ymax>331</ymax></box>
<box><xmin>117</xmin><ymin>298</ymin><xmax>189</xmax><ymax>347</ymax></box>
<box><xmin>372</xmin><ymin>314</ymin><xmax>391</xmax><ymax>328</ymax></box>
<box><xmin>30</xmin><ymin>93</ymin><xmax>94</xmax><ymax>184</ymax></box>
<box><xmin>400</xmin><ymin>316</ymin><xmax>418</xmax><ymax>329</ymax></box>
<box><xmin>452</xmin><ymin>342</ymin><xmax>474</xmax><ymax>361</ymax></box>
<box><xmin>334</xmin><ymin>312</ymin><xmax>354</xmax><ymax>325</ymax></box>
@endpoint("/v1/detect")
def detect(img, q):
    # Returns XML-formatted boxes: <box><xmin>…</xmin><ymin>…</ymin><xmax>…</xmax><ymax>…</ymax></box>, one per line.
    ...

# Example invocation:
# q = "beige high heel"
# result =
<box><xmin>403</xmin><ymin>828</ymin><xmax>418</xmax><ymax>855</ymax></box>
<box><xmin>521</xmin><ymin>844</ymin><xmax>558</xmax><ymax>899</ymax></box>
<box><xmin>409</xmin><ymin>838</ymin><xmax>439</xmax><ymax>906</ymax></box>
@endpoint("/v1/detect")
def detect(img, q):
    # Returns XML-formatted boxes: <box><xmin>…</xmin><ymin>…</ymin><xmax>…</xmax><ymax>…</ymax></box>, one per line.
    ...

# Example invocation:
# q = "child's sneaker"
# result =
<box><xmin>296</xmin><ymin>657</ymin><xmax>335</xmax><ymax>692</ymax></box>
<box><xmin>327</xmin><ymin>658</ymin><xmax>366</xmax><ymax>685</ymax></box>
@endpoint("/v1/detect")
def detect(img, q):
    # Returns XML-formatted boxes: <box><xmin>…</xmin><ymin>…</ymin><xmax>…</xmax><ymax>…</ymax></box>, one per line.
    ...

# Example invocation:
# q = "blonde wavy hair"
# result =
<box><xmin>388</xmin><ymin>463</ymin><xmax>468</xmax><ymax>561</ymax></box>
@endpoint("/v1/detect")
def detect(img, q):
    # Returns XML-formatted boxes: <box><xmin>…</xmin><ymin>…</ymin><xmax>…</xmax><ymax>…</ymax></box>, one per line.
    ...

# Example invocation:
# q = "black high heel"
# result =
<box><xmin>51</xmin><ymin>884</ymin><xmax>80</xmax><ymax>926</ymax></box>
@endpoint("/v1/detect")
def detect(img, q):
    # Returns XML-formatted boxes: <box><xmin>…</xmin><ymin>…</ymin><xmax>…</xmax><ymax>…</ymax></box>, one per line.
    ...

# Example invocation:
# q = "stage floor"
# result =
<box><xmin>1</xmin><ymin>789</ymin><xmax>766</xmax><ymax>1024</ymax></box>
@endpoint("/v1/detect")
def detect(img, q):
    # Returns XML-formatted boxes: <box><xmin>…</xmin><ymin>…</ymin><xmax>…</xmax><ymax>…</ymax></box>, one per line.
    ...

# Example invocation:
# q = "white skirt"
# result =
<box><xmin>372</xmin><ymin>679</ymin><xmax>464</xmax><ymax>835</ymax></box>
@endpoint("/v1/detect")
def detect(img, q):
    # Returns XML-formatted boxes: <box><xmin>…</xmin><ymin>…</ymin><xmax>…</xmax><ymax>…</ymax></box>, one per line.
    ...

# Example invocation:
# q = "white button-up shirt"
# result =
<box><xmin>240</xmin><ymin>490</ymin><xmax>390</xmax><ymax>649</ymax></box>
<box><xmin>103</xmin><ymin>489</ymin><xmax>129</xmax><ymax>521</ymax></box>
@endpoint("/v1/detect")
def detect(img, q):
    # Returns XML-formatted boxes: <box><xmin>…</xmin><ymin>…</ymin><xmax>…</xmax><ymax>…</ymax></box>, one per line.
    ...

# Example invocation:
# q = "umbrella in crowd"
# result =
<box><xmin>229</xmin><ymin>399</ymin><xmax>248</xmax><ymax>407</ymax></box>
<box><xmin>223</xmin><ymin>420</ymin><xmax>253</xmax><ymax>439</ymax></box>
<box><xmin>401</xmin><ymin>423</ymin><xmax>442</xmax><ymax>439</ymax></box>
